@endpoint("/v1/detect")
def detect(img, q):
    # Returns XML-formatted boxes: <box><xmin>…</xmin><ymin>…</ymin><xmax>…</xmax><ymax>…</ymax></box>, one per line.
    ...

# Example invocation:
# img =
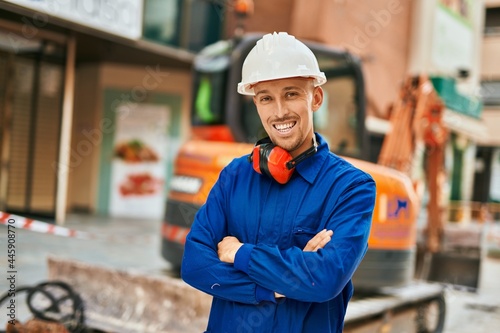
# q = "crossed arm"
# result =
<box><xmin>217</xmin><ymin>229</ymin><xmax>334</xmax><ymax>299</ymax></box>
<box><xmin>218</xmin><ymin>229</ymin><xmax>334</xmax><ymax>263</ymax></box>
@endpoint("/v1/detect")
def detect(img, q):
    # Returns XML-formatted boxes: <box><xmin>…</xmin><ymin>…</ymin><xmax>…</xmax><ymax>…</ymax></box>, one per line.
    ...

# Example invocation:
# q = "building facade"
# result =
<box><xmin>0</xmin><ymin>1</ymin><xmax>225</xmax><ymax>223</ymax></box>
<box><xmin>0</xmin><ymin>0</ymin><xmax>495</xmax><ymax>225</ymax></box>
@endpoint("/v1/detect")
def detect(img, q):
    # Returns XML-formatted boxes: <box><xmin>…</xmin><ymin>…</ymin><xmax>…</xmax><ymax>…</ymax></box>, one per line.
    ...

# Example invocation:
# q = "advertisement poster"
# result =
<box><xmin>109</xmin><ymin>104</ymin><xmax>169</xmax><ymax>219</ymax></box>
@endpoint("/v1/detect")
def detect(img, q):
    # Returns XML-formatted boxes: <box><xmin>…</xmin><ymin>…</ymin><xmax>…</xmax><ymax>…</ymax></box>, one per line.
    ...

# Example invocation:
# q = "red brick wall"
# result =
<box><xmin>290</xmin><ymin>0</ymin><xmax>413</xmax><ymax>118</ymax></box>
<box><xmin>224</xmin><ymin>0</ymin><xmax>294</xmax><ymax>38</ymax></box>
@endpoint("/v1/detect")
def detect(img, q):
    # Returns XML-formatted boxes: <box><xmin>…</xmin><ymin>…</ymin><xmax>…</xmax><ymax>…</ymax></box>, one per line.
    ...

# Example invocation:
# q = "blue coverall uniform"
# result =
<box><xmin>182</xmin><ymin>133</ymin><xmax>376</xmax><ymax>333</ymax></box>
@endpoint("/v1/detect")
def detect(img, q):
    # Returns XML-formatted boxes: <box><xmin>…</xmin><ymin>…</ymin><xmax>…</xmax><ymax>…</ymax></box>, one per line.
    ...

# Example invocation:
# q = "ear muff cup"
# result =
<box><xmin>251</xmin><ymin>143</ymin><xmax>294</xmax><ymax>184</ymax></box>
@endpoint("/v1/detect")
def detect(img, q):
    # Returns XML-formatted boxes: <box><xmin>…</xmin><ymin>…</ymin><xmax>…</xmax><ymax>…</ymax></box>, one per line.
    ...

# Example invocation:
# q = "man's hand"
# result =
<box><xmin>218</xmin><ymin>236</ymin><xmax>244</xmax><ymax>264</ymax></box>
<box><xmin>303</xmin><ymin>229</ymin><xmax>333</xmax><ymax>252</ymax></box>
<box><xmin>274</xmin><ymin>292</ymin><xmax>285</xmax><ymax>299</ymax></box>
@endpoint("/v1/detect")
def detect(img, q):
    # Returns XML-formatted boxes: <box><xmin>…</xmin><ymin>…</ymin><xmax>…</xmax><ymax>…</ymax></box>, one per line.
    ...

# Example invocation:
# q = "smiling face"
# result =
<box><xmin>253</xmin><ymin>77</ymin><xmax>324</xmax><ymax>158</ymax></box>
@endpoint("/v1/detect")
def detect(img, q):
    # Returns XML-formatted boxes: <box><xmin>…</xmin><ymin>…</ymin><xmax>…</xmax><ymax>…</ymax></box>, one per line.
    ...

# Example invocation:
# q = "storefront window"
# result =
<box><xmin>143</xmin><ymin>0</ymin><xmax>224</xmax><ymax>52</ymax></box>
<box><xmin>143</xmin><ymin>0</ymin><xmax>182</xmax><ymax>47</ymax></box>
<box><xmin>485</xmin><ymin>7</ymin><xmax>500</xmax><ymax>35</ymax></box>
<box><xmin>186</xmin><ymin>0</ymin><xmax>224</xmax><ymax>52</ymax></box>
<box><xmin>491</xmin><ymin>149</ymin><xmax>500</xmax><ymax>202</ymax></box>
<box><xmin>0</xmin><ymin>30</ymin><xmax>65</xmax><ymax>217</ymax></box>
<box><xmin>481</xmin><ymin>81</ymin><xmax>500</xmax><ymax>106</ymax></box>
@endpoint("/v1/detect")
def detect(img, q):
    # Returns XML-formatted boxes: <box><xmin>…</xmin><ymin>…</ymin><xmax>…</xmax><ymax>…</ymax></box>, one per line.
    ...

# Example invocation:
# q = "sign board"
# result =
<box><xmin>109</xmin><ymin>103</ymin><xmax>169</xmax><ymax>219</ymax></box>
<box><xmin>5</xmin><ymin>0</ymin><xmax>143</xmax><ymax>39</ymax></box>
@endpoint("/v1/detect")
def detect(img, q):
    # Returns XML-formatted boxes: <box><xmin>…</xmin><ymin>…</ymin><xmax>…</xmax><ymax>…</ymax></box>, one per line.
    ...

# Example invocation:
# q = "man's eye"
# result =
<box><xmin>286</xmin><ymin>92</ymin><xmax>298</xmax><ymax>98</ymax></box>
<box><xmin>260</xmin><ymin>96</ymin><xmax>271</xmax><ymax>102</ymax></box>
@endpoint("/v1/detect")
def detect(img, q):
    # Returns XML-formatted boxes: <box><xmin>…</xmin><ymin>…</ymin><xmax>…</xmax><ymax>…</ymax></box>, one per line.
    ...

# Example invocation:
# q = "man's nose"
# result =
<box><xmin>274</xmin><ymin>99</ymin><xmax>289</xmax><ymax>117</ymax></box>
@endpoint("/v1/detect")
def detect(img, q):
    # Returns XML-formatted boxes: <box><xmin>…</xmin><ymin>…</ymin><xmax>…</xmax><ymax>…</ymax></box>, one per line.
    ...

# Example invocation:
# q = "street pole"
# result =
<box><xmin>55</xmin><ymin>33</ymin><xmax>76</xmax><ymax>225</ymax></box>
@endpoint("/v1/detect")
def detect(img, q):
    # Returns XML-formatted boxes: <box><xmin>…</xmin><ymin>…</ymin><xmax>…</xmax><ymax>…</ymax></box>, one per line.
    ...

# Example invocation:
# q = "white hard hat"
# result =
<box><xmin>237</xmin><ymin>32</ymin><xmax>327</xmax><ymax>96</ymax></box>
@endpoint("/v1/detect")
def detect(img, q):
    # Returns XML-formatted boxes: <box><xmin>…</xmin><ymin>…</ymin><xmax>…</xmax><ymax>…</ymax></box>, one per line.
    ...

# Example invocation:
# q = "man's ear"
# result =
<box><xmin>312</xmin><ymin>86</ymin><xmax>324</xmax><ymax>111</ymax></box>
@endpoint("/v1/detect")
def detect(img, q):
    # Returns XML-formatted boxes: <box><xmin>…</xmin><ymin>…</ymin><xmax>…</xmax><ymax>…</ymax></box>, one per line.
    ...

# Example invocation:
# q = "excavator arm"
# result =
<box><xmin>378</xmin><ymin>75</ymin><xmax>448</xmax><ymax>253</ymax></box>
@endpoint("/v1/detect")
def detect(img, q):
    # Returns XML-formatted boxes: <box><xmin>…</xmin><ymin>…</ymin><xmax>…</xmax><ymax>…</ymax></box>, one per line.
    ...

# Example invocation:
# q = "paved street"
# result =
<box><xmin>443</xmin><ymin>258</ymin><xmax>500</xmax><ymax>333</ymax></box>
<box><xmin>1</xmin><ymin>214</ymin><xmax>500</xmax><ymax>332</ymax></box>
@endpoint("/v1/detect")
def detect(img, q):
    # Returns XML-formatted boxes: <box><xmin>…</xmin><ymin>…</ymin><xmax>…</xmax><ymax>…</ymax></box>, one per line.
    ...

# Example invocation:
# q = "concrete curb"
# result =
<box><xmin>47</xmin><ymin>257</ymin><xmax>211</xmax><ymax>333</ymax></box>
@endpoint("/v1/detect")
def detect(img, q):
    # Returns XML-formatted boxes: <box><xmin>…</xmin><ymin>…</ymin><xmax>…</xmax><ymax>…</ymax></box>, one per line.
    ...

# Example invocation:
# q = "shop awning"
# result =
<box><xmin>431</xmin><ymin>76</ymin><xmax>483</xmax><ymax>119</ymax></box>
<box><xmin>0</xmin><ymin>4</ymin><xmax>194</xmax><ymax>69</ymax></box>
<box><xmin>74</xmin><ymin>32</ymin><xmax>194</xmax><ymax>69</ymax></box>
<box><xmin>430</xmin><ymin>76</ymin><xmax>494</xmax><ymax>145</ymax></box>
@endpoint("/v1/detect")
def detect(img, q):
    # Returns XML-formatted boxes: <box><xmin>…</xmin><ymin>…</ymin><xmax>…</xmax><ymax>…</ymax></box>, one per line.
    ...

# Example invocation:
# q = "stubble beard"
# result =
<box><xmin>271</xmin><ymin>133</ymin><xmax>304</xmax><ymax>155</ymax></box>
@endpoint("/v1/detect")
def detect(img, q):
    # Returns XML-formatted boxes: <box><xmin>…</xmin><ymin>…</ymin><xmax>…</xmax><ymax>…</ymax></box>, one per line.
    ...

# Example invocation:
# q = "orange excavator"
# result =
<box><xmin>160</xmin><ymin>32</ymin><xmax>451</xmax><ymax>331</ymax></box>
<box><xmin>378</xmin><ymin>75</ymin><xmax>448</xmax><ymax>256</ymax></box>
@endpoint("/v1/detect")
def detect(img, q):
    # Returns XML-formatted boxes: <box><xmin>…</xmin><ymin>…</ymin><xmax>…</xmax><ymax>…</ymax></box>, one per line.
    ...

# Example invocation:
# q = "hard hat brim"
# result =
<box><xmin>238</xmin><ymin>74</ymin><xmax>326</xmax><ymax>96</ymax></box>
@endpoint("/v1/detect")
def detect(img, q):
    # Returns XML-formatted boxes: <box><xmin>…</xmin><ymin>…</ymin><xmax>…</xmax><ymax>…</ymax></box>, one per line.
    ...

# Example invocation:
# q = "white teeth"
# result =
<box><xmin>275</xmin><ymin>122</ymin><xmax>295</xmax><ymax>131</ymax></box>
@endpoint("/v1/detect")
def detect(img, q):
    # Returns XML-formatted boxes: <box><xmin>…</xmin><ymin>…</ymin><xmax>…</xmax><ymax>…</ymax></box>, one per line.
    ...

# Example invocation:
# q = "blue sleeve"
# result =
<box><xmin>181</xmin><ymin>167</ymin><xmax>275</xmax><ymax>304</ymax></box>
<box><xmin>234</xmin><ymin>244</ymin><xmax>253</xmax><ymax>274</ymax></box>
<box><xmin>233</xmin><ymin>176</ymin><xmax>376</xmax><ymax>303</ymax></box>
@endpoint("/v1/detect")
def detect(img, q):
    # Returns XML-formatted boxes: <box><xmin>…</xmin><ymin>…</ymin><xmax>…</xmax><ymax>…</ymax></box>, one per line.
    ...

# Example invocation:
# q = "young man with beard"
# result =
<box><xmin>181</xmin><ymin>32</ymin><xmax>376</xmax><ymax>333</ymax></box>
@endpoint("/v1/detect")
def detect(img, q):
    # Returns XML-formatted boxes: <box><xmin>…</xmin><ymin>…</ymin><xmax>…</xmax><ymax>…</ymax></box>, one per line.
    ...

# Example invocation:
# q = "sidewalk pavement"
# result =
<box><xmin>1</xmin><ymin>214</ymin><xmax>500</xmax><ymax>332</ymax></box>
<box><xmin>1</xmin><ymin>214</ymin><xmax>173</xmax><ymax>290</ymax></box>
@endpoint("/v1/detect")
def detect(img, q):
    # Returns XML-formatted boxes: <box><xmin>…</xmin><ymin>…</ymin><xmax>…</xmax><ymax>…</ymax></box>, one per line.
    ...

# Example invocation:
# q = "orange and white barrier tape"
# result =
<box><xmin>0</xmin><ymin>211</ymin><xmax>154</xmax><ymax>243</ymax></box>
<box><xmin>0</xmin><ymin>211</ymin><xmax>93</xmax><ymax>239</ymax></box>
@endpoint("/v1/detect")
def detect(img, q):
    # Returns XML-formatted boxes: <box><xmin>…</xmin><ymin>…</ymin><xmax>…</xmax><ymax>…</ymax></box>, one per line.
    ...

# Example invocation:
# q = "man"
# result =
<box><xmin>181</xmin><ymin>32</ymin><xmax>376</xmax><ymax>333</ymax></box>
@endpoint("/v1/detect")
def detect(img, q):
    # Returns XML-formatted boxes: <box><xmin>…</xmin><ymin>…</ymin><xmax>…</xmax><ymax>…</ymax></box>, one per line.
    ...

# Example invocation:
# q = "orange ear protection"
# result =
<box><xmin>248</xmin><ymin>137</ymin><xmax>317</xmax><ymax>184</ymax></box>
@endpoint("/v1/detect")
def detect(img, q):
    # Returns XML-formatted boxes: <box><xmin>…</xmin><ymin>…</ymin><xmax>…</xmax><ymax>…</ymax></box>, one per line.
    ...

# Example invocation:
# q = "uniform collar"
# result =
<box><xmin>294</xmin><ymin>133</ymin><xmax>329</xmax><ymax>184</ymax></box>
